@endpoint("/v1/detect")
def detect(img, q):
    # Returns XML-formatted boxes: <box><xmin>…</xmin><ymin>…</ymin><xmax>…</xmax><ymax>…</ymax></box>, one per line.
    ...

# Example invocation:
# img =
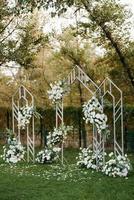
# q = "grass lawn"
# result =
<box><xmin>0</xmin><ymin>147</ymin><xmax>134</xmax><ymax>200</ymax></box>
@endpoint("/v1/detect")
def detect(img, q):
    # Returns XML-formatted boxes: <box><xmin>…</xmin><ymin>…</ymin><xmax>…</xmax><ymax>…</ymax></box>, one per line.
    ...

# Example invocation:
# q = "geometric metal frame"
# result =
<box><xmin>95</xmin><ymin>78</ymin><xmax>124</xmax><ymax>157</ymax></box>
<box><xmin>55</xmin><ymin>65</ymin><xmax>124</xmax><ymax>165</ymax></box>
<box><xmin>12</xmin><ymin>85</ymin><xmax>35</xmax><ymax>162</ymax></box>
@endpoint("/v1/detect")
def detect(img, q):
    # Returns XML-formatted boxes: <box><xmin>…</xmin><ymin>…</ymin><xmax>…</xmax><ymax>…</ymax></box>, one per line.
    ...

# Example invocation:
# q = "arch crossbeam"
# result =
<box><xmin>64</xmin><ymin>65</ymin><xmax>99</xmax><ymax>93</ymax></box>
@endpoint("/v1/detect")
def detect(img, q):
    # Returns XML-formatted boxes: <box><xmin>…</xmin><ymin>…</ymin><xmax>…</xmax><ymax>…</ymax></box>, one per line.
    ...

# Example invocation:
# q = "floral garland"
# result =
<box><xmin>18</xmin><ymin>105</ymin><xmax>40</xmax><ymax>129</ymax></box>
<box><xmin>77</xmin><ymin>147</ymin><xmax>131</xmax><ymax>177</ymax></box>
<box><xmin>47</xmin><ymin>80</ymin><xmax>68</xmax><ymax>104</ymax></box>
<box><xmin>102</xmin><ymin>152</ymin><xmax>131</xmax><ymax>177</ymax></box>
<box><xmin>76</xmin><ymin>147</ymin><xmax>103</xmax><ymax>170</ymax></box>
<box><xmin>36</xmin><ymin>125</ymin><xmax>72</xmax><ymax>164</ymax></box>
<box><xmin>83</xmin><ymin>96</ymin><xmax>109</xmax><ymax>135</ymax></box>
<box><xmin>2</xmin><ymin>132</ymin><xmax>25</xmax><ymax>164</ymax></box>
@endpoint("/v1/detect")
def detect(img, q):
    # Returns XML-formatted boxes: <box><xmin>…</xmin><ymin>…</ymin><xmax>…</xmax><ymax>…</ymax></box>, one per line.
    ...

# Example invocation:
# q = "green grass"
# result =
<box><xmin>0</xmin><ymin>148</ymin><xmax>134</xmax><ymax>200</ymax></box>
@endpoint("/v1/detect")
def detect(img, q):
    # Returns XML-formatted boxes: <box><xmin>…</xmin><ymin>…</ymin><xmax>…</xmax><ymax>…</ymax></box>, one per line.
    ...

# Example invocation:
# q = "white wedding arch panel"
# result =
<box><xmin>12</xmin><ymin>85</ymin><xmax>35</xmax><ymax>162</ymax></box>
<box><xmin>55</xmin><ymin>65</ymin><xmax>124</xmax><ymax>165</ymax></box>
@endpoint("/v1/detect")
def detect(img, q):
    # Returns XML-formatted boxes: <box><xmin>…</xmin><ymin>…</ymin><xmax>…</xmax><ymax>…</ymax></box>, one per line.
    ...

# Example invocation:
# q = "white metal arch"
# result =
<box><xmin>55</xmin><ymin>65</ymin><xmax>100</xmax><ymax>164</ymax></box>
<box><xmin>56</xmin><ymin>65</ymin><xmax>99</xmax><ymax>129</ymax></box>
<box><xmin>12</xmin><ymin>85</ymin><xmax>35</xmax><ymax>162</ymax></box>
<box><xmin>95</xmin><ymin>77</ymin><xmax>124</xmax><ymax>157</ymax></box>
<box><xmin>55</xmin><ymin>66</ymin><xmax>124</xmax><ymax>166</ymax></box>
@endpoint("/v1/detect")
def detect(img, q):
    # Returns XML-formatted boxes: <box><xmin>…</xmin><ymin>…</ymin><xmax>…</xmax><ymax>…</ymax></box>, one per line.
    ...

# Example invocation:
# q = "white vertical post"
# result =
<box><xmin>27</xmin><ymin>124</ymin><xmax>29</xmax><ymax>162</ymax></box>
<box><xmin>12</xmin><ymin>97</ymin><xmax>15</xmax><ymax>135</ymax></box>
<box><xmin>113</xmin><ymin>98</ymin><xmax>116</xmax><ymax>155</ymax></box>
<box><xmin>32</xmin><ymin>115</ymin><xmax>35</xmax><ymax>162</ymax></box>
<box><xmin>121</xmin><ymin>93</ymin><xmax>124</xmax><ymax>156</ymax></box>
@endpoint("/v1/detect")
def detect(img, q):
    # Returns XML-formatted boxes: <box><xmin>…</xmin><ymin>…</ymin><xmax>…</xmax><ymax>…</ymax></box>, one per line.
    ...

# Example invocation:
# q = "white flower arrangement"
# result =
<box><xmin>76</xmin><ymin>147</ymin><xmax>103</xmax><ymax>170</ymax></box>
<box><xmin>36</xmin><ymin>147</ymin><xmax>61</xmax><ymax>164</ymax></box>
<box><xmin>102</xmin><ymin>152</ymin><xmax>131</xmax><ymax>177</ymax></box>
<box><xmin>46</xmin><ymin>124</ymin><xmax>72</xmax><ymax>147</ymax></box>
<box><xmin>47</xmin><ymin>80</ymin><xmax>68</xmax><ymax>104</ymax></box>
<box><xmin>77</xmin><ymin>147</ymin><xmax>131</xmax><ymax>178</ymax></box>
<box><xmin>2</xmin><ymin>134</ymin><xmax>25</xmax><ymax>164</ymax></box>
<box><xmin>18</xmin><ymin>105</ymin><xmax>40</xmax><ymax>129</ymax></box>
<box><xmin>36</xmin><ymin>125</ymin><xmax>72</xmax><ymax>164</ymax></box>
<box><xmin>83</xmin><ymin>96</ymin><xmax>109</xmax><ymax>135</ymax></box>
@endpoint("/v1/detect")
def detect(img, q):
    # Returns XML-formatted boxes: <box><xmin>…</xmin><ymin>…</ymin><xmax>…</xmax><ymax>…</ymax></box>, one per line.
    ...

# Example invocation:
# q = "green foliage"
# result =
<box><xmin>17</xmin><ymin>0</ymin><xmax>134</xmax><ymax>90</ymax></box>
<box><xmin>39</xmin><ymin>107</ymin><xmax>81</xmax><ymax>132</ymax></box>
<box><xmin>5</xmin><ymin>128</ymin><xmax>14</xmax><ymax>137</ymax></box>
<box><xmin>0</xmin><ymin>0</ymin><xmax>13</xmax><ymax>65</ymax></box>
<box><xmin>47</xmin><ymin>28</ymin><xmax>96</xmax><ymax>81</ymax></box>
<box><xmin>0</xmin><ymin>1</ymin><xmax>48</xmax><ymax>69</ymax></box>
<box><xmin>12</xmin><ymin>20</ymin><xmax>48</xmax><ymax>69</ymax></box>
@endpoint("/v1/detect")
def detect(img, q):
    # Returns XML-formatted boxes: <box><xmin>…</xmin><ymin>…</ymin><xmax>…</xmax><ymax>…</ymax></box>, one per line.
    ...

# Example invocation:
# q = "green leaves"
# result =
<box><xmin>0</xmin><ymin>1</ymin><xmax>48</xmax><ymax>70</ymax></box>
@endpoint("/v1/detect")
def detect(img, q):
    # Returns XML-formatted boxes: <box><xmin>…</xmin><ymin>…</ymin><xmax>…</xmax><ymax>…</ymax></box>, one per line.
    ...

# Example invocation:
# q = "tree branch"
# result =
<box><xmin>0</xmin><ymin>24</ymin><xmax>18</xmax><ymax>43</ymax></box>
<box><xmin>82</xmin><ymin>0</ymin><xmax>134</xmax><ymax>90</ymax></box>
<box><xmin>0</xmin><ymin>16</ymin><xmax>15</xmax><ymax>35</ymax></box>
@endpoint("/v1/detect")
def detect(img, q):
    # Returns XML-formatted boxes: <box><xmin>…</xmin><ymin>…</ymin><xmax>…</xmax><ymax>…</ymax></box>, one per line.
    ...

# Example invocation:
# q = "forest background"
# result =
<box><xmin>0</xmin><ymin>0</ymin><xmax>134</xmax><ymax>148</ymax></box>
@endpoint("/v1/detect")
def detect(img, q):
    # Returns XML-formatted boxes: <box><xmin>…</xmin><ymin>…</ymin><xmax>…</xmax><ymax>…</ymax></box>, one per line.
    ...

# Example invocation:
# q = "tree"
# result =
<box><xmin>0</xmin><ymin>0</ymin><xmax>15</xmax><ymax>65</ymax></box>
<box><xmin>17</xmin><ymin>0</ymin><xmax>134</xmax><ymax>91</ymax></box>
<box><xmin>12</xmin><ymin>16</ymin><xmax>48</xmax><ymax>69</ymax></box>
<box><xmin>0</xmin><ymin>1</ymin><xmax>47</xmax><ymax>70</ymax></box>
<box><xmin>94</xmin><ymin>41</ymin><xmax>134</xmax><ymax>102</ymax></box>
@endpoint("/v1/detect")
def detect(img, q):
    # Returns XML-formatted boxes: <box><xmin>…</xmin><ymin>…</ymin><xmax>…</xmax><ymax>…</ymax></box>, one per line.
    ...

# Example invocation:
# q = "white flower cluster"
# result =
<box><xmin>47</xmin><ymin>125</ymin><xmax>71</xmax><ymax>147</ymax></box>
<box><xmin>18</xmin><ymin>105</ymin><xmax>40</xmax><ymax>129</ymax></box>
<box><xmin>77</xmin><ymin>147</ymin><xmax>103</xmax><ymax>170</ymax></box>
<box><xmin>47</xmin><ymin>81</ymin><xmax>67</xmax><ymax>104</ymax></box>
<box><xmin>102</xmin><ymin>152</ymin><xmax>131</xmax><ymax>177</ymax></box>
<box><xmin>18</xmin><ymin>105</ymin><xmax>34</xmax><ymax>129</ymax></box>
<box><xmin>2</xmin><ymin>136</ymin><xmax>25</xmax><ymax>164</ymax></box>
<box><xmin>83</xmin><ymin>96</ymin><xmax>108</xmax><ymax>134</ymax></box>
<box><xmin>36</xmin><ymin>125</ymin><xmax>72</xmax><ymax>164</ymax></box>
<box><xmin>77</xmin><ymin>147</ymin><xmax>131</xmax><ymax>178</ymax></box>
<box><xmin>36</xmin><ymin>147</ymin><xmax>61</xmax><ymax>164</ymax></box>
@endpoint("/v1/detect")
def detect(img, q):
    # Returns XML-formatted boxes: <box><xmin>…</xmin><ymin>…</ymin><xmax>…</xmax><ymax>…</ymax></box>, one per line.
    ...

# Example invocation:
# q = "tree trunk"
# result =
<box><xmin>6</xmin><ymin>110</ymin><xmax>10</xmax><ymax>129</ymax></box>
<box><xmin>101</xmin><ymin>25</ymin><xmax>134</xmax><ymax>89</ymax></box>
<box><xmin>40</xmin><ymin>116</ymin><xmax>44</xmax><ymax>147</ymax></box>
<box><xmin>78</xmin><ymin>81</ymin><xmax>87</xmax><ymax>148</ymax></box>
<box><xmin>78</xmin><ymin>108</ymin><xmax>82</xmax><ymax>147</ymax></box>
<box><xmin>82</xmin><ymin>1</ymin><xmax>134</xmax><ymax>91</ymax></box>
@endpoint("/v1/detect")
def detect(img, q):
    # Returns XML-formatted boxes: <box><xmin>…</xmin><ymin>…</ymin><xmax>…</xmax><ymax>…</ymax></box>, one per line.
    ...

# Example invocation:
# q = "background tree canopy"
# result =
<box><xmin>16</xmin><ymin>0</ymin><xmax>134</xmax><ymax>91</ymax></box>
<box><xmin>0</xmin><ymin>0</ymin><xmax>134</xmax><ymax>144</ymax></box>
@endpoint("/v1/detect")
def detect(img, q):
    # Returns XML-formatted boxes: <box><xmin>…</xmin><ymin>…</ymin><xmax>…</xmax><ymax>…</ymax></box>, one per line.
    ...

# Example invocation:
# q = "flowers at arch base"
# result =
<box><xmin>47</xmin><ymin>80</ymin><xmax>68</xmax><ymax>104</ymax></box>
<box><xmin>36</xmin><ymin>124</ymin><xmax>72</xmax><ymax>164</ymax></box>
<box><xmin>77</xmin><ymin>146</ymin><xmax>131</xmax><ymax>178</ymax></box>
<box><xmin>76</xmin><ymin>147</ymin><xmax>103</xmax><ymax>170</ymax></box>
<box><xmin>83</xmin><ymin>96</ymin><xmax>110</xmax><ymax>135</ymax></box>
<box><xmin>36</xmin><ymin>147</ymin><xmax>61</xmax><ymax>164</ymax></box>
<box><xmin>102</xmin><ymin>152</ymin><xmax>131</xmax><ymax>177</ymax></box>
<box><xmin>1</xmin><ymin>130</ymin><xmax>25</xmax><ymax>164</ymax></box>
